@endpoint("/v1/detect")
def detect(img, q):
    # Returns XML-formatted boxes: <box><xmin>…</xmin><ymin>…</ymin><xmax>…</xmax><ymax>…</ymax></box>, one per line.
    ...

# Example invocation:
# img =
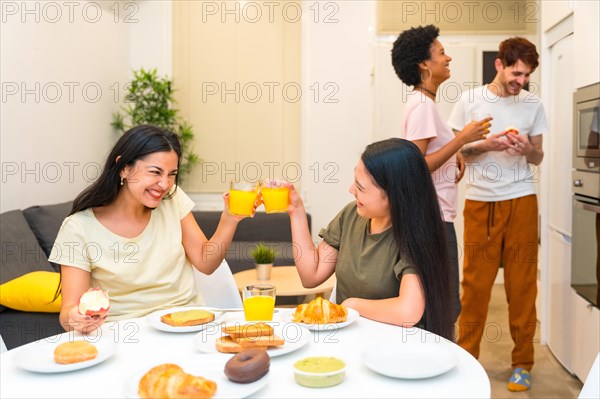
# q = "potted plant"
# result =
<box><xmin>251</xmin><ymin>243</ymin><xmax>276</xmax><ymax>281</ymax></box>
<box><xmin>111</xmin><ymin>68</ymin><xmax>199</xmax><ymax>181</ymax></box>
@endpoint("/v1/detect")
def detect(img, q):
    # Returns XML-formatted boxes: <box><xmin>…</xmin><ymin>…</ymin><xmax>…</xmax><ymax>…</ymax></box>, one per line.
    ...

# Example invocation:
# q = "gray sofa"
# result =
<box><xmin>0</xmin><ymin>201</ymin><xmax>309</xmax><ymax>350</ymax></box>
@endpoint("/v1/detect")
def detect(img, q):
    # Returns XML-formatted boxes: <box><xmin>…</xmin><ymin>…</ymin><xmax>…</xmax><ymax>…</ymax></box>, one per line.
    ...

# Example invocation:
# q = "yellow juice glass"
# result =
<box><xmin>229</xmin><ymin>181</ymin><xmax>258</xmax><ymax>216</ymax></box>
<box><xmin>243</xmin><ymin>284</ymin><xmax>276</xmax><ymax>321</ymax></box>
<box><xmin>261</xmin><ymin>180</ymin><xmax>290</xmax><ymax>213</ymax></box>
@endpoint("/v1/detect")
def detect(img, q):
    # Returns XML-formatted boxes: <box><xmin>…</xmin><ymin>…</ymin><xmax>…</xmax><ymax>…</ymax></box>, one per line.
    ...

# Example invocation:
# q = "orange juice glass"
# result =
<box><xmin>243</xmin><ymin>284</ymin><xmax>276</xmax><ymax>321</ymax></box>
<box><xmin>229</xmin><ymin>181</ymin><xmax>258</xmax><ymax>216</ymax></box>
<box><xmin>261</xmin><ymin>180</ymin><xmax>290</xmax><ymax>213</ymax></box>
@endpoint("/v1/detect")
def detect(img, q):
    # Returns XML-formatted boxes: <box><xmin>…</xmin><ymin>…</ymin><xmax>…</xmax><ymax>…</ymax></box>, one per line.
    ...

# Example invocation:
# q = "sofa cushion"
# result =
<box><xmin>193</xmin><ymin>211</ymin><xmax>310</xmax><ymax>242</ymax></box>
<box><xmin>0</xmin><ymin>271</ymin><xmax>61</xmax><ymax>312</ymax></box>
<box><xmin>0</xmin><ymin>210</ymin><xmax>56</xmax><ymax>312</ymax></box>
<box><xmin>0</xmin><ymin>309</ymin><xmax>63</xmax><ymax>350</ymax></box>
<box><xmin>22</xmin><ymin>201</ymin><xmax>72</xmax><ymax>269</ymax></box>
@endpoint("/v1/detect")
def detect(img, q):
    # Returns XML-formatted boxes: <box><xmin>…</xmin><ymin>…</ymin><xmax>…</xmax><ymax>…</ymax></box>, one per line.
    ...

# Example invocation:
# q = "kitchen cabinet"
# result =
<box><xmin>541</xmin><ymin>1</ymin><xmax>573</xmax><ymax>32</ymax></box>
<box><xmin>541</xmin><ymin>23</ymin><xmax>573</xmax><ymax>354</ymax></box>
<box><xmin>573</xmin><ymin>1</ymin><xmax>600</xmax><ymax>88</ymax></box>
<box><xmin>547</xmin><ymin>229</ymin><xmax>573</xmax><ymax>371</ymax></box>
<box><xmin>571</xmin><ymin>291</ymin><xmax>600</xmax><ymax>380</ymax></box>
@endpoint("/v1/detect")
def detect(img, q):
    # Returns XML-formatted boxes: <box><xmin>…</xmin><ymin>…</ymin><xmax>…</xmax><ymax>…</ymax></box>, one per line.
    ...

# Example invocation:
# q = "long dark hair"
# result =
<box><xmin>71</xmin><ymin>125</ymin><xmax>182</xmax><ymax>215</ymax></box>
<box><xmin>362</xmin><ymin>138</ymin><xmax>453</xmax><ymax>340</ymax></box>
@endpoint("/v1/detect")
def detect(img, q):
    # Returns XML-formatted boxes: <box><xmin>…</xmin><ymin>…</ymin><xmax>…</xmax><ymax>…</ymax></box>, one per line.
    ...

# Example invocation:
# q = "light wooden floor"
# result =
<box><xmin>480</xmin><ymin>284</ymin><xmax>583</xmax><ymax>398</ymax></box>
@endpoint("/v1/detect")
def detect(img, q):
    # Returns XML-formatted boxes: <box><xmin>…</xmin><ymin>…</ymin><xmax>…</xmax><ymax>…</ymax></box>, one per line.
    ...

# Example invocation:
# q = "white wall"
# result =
<box><xmin>129</xmin><ymin>0</ymin><xmax>172</xmax><ymax>76</ymax></box>
<box><xmin>301</xmin><ymin>1</ymin><xmax>375</xmax><ymax>239</ymax></box>
<box><xmin>573</xmin><ymin>0</ymin><xmax>600</xmax><ymax>88</ymax></box>
<box><xmin>0</xmin><ymin>0</ymin><xmax>171</xmax><ymax>213</ymax></box>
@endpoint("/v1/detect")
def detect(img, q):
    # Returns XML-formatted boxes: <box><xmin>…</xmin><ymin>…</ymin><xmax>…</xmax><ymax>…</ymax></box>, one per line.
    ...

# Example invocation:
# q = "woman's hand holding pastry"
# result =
<box><xmin>63</xmin><ymin>288</ymin><xmax>109</xmax><ymax>334</ymax></box>
<box><xmin>66</xmin><ymin>304</ymin><xmax>106</xmax><ymax>334</ymax></box>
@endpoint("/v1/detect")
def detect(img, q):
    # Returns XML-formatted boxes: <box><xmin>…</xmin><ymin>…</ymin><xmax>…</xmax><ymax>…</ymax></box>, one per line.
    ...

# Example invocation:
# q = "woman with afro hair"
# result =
<box><xmin>391</xmin><ymin>25</ymin><xmax>490</xmax><ymax>322</ymax></box>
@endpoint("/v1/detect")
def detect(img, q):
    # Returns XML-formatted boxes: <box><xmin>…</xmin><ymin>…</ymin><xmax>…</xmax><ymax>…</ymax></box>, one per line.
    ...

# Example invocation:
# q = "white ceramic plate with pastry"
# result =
<box><xmin>124</xmin><ymin>355</ymin><xmax>269</xmax><ymax>399</ymax></box>
<box><xmin>12</xmin><ymin>335</ymin><xmax>117</xmax><ymax>373</ymax></box>
<box><xmin>193</xmin><ymin>322</ymin><xmax>311</xmax><ymax>357</ymax></box>
<box><xmin>279</xmin><ymin>307</ymin><xmax>360</xmax><ymax>331</ymax></box>
<box><xmin>362</xmin><ymin>339</ymin><xmax>458</xmax><ymax>379</ymax></box>
<box><xmin>146</xmin><ymin>306</ymin><xmax>226</xmax><ymax>333</ymax></box>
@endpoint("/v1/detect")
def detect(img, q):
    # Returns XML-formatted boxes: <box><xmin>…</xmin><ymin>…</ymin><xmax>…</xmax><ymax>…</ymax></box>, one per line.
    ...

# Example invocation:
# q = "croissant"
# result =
<box><xmin>292</xmin><ymin>297</ymin><xmax>348</xmax><ymax>324</ymax></box>
<box><xmin>138</xmin><ymin>363</ymin><xmax>217</xmax><ymax>399</ymax></box>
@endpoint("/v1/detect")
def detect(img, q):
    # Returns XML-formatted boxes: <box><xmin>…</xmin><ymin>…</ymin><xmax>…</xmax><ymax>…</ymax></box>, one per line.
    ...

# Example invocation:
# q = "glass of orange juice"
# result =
<box><xmin>229</xmin><ymin>181</ymin><xmax>259</xmax><ymax>216</ymax></box>
<box><xmin>261</xmin><ymin>180</ymin><xmax>289</xmax><ymax>213</ymax></box>
<box><xmin>243</xmin><ymin>284</ymin><xmax>276</xmax><ymax>321</ymax></box>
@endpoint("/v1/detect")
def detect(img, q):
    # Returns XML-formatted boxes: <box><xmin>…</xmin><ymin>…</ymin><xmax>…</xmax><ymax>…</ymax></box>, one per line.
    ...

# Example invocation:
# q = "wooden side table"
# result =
<box><xmin>233</xmin><ymin>266</ymin><xmax>336</xmax><ymax>299</ymax></box>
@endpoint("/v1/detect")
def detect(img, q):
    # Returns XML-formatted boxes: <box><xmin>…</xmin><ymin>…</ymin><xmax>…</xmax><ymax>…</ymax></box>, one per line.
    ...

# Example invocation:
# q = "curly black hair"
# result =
<box><xmin>391</xmin><ymin>25</ymin><xmax>440</xmax><ymax>87</ymax></box>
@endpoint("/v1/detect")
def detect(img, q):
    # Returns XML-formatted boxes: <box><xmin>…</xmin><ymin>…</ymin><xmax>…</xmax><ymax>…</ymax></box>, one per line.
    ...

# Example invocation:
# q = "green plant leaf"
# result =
<box><xmin>251</xmin><ymin>243</ymin><xmax>276</xmax><ymax>264</ymax></box>
<box><xmin>111</xmin><ymin>67</ymin><xmax>199</xmax><ymax>179</ymax></box>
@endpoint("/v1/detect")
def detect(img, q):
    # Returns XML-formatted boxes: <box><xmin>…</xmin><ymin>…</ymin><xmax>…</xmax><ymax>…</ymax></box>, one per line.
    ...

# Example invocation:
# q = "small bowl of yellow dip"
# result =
<box><xmin>293</xmin><ymin>356</ymin><xmax>346</xmax><ymax>388</ymax></box>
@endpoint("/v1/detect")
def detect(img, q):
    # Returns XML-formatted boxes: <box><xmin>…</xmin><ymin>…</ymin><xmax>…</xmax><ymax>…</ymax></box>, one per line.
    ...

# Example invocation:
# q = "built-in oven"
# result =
<box><xmin>573</xmin><ymin>82</ymin><xmax>600</xmax><ymax>172</ymax></box>
<box><xmin>571</xmin><ymin>187</ymin><xmax>599</xmax><ymax>308</ymax></box>
<box><xmin>572</xmin><ymin>82</ymin><xmax>600</xmax><ymax>308</ymax></box>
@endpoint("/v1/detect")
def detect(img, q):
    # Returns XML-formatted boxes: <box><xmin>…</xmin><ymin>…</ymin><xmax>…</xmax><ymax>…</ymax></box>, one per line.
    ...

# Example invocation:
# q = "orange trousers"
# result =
<box><xmin>457</xmin><ymin>195</ymin><xmax>538</xmax><ymax>371</ymax></box>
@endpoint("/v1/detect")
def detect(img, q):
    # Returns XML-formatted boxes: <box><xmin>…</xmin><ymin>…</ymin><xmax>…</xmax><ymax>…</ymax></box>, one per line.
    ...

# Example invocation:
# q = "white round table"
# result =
<box><xmin>0</xmin><ymin>310</ymin><xmax>490</xmax><ymax>398</ymax></box>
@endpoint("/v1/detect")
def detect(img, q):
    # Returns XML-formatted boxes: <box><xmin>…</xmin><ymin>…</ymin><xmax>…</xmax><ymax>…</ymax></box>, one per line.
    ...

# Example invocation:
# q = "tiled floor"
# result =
<box><xmin>479</xmin><ymin>284</ymin><xmax>583</xmax><ymax>398</ymax></box>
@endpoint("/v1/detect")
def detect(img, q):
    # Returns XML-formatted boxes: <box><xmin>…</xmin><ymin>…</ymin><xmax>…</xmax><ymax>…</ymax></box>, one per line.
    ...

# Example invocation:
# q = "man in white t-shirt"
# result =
<box><xmin>448</xmin><ymin>37</ymin><xmax>547</xmax><ymax>392</ymax></box>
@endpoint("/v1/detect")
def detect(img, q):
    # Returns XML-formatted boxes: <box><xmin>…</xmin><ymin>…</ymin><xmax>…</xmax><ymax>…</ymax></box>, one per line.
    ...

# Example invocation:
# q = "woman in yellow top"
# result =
<box><xmin>50</xmin><ymin>125</ymin><xmax>250</xmax><ymax>334</ymax></box>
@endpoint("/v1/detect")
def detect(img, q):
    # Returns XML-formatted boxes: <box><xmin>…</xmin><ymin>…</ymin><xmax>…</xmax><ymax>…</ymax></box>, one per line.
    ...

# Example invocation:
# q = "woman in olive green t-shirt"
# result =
<box><xmin>286</xmin><ymin>138</ymin><xmax>453</xmax><ymax>341</ymax></box>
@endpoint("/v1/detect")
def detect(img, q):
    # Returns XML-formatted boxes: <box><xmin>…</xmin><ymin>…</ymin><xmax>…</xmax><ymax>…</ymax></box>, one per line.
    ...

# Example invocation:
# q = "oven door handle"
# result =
<box><xmin>575</xmin><ymin>199</ymin><xmax>600</xmax><ymax>214</ymax></box>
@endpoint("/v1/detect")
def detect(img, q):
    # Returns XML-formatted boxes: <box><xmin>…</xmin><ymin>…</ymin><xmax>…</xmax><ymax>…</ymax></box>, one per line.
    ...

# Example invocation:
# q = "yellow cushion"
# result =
<box><xmin>0</xmin><ymin>271</ymin><xmax>61</xmax><ymax>312</ymax></box>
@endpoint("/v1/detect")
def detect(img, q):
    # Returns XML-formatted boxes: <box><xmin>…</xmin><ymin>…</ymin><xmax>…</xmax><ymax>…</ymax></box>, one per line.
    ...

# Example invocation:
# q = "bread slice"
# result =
<box><xmin>236</xmin><ymin>334</ymin><xmax>285</xmax><ymax>348</ymax></box>
<box><xmin>221</xmin><ymin>322</ymin><xmax>273</xmax><ymax>339</ymax></box>
<box><xmin>215</xmin><ymin>335</ymin><xmax>283</xmax><ymax>353</ymax></box>
<box><xmin>160</xmin><ymin>309</ymin><xmax>215</xmax><ymax>327</ymax></box>
<box><xmin>216</xmin><ymin>336</ymin><xmax>264</xmax><ymax>353</ymax></box>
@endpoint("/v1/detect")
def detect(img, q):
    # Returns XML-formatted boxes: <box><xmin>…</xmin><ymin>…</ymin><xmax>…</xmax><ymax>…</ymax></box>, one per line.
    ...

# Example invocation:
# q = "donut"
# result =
<box><xmin>224</xmin><ymin>348</ymin><xmax>270</xmax><ymax>383</ymax></box>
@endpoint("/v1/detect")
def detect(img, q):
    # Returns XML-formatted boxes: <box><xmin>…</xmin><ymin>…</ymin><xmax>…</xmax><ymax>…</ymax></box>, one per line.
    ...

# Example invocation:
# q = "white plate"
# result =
<box><xmin>193</xmin><ymin>322</ymin><xmax>311</xmax><ymax>357</ymax></box>
<box><xmin>362</xmin><ymin>339</ymin><xmax>458</xmax><ymax>379</ymax></box>
<box><xmin>146</xmin><ymin>306</ymin><xmax>226</xmax><ymax>333</ymax></box>
<box><xmin>124</xmin><ymin>355</ymin><xmax>269</xmax><ymax>398</ymax></box>
<box><xmin>13</xmin><ymin>335</ymin><xmax>117</xmax><ymax>373</ymax></box>
<box><xmin>279</xmin><ymin>308</ymin><xmax>360</xmax><ymax>331</ymax></box>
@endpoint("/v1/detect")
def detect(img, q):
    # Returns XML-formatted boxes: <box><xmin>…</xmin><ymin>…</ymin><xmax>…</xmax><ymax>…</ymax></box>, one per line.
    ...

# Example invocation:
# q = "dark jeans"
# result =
<box><xmin>445</xmin><ymin>222</ymin><xmax>461</xmax><ymax>323</ymax></box>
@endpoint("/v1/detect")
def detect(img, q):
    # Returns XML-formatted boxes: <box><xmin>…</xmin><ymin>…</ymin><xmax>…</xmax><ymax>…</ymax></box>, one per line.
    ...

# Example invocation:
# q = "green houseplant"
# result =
<box><xmin>251</xmin><ymin>243</ymin><xmax>276</xmax><ymax>281</ymax></box>
<box><xmin>111</xmin><ymin>68</ymin><xmax>199</xmax><ymax>180</ymax></box>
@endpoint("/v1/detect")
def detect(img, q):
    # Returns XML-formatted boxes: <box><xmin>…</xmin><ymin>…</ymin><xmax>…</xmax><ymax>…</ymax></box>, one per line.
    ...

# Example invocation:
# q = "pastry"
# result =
<box><xmin>54</xmin><ymin>340</ymin><xmax>98</xmax><ymax>364</ymax></box>
<box><xmin>138</xmin><ymin>363</ymin><xmax>217</xmax><ymax>399</ymax></box>
<box><xmin>292</xmin><ymin>297</ymin><xmax>348</xmax><ymax>324</ymax></box>
<box><xmin>78</xmin><ymin>288</ymin><xmax>110</xmax><ymax>318</ymax></box>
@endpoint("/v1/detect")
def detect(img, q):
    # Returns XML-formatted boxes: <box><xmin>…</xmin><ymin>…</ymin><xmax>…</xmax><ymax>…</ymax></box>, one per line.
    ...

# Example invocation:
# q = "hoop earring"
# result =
<box><xmin>120</xmin><ymin>177</ymin><xmax>124</xmax><ymax>186</ymax></box>
<box><xmin>421</xmin><ymin>68</ymin><xmax>432</xmax><ymax>84</ymax></box>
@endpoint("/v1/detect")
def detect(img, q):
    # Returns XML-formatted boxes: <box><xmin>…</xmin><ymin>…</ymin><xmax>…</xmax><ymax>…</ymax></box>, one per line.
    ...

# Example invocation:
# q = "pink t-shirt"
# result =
<box><xmin>401</xmin><ymin>92</ymin><xmax>457</xmax><ymax>222</ymax></box>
